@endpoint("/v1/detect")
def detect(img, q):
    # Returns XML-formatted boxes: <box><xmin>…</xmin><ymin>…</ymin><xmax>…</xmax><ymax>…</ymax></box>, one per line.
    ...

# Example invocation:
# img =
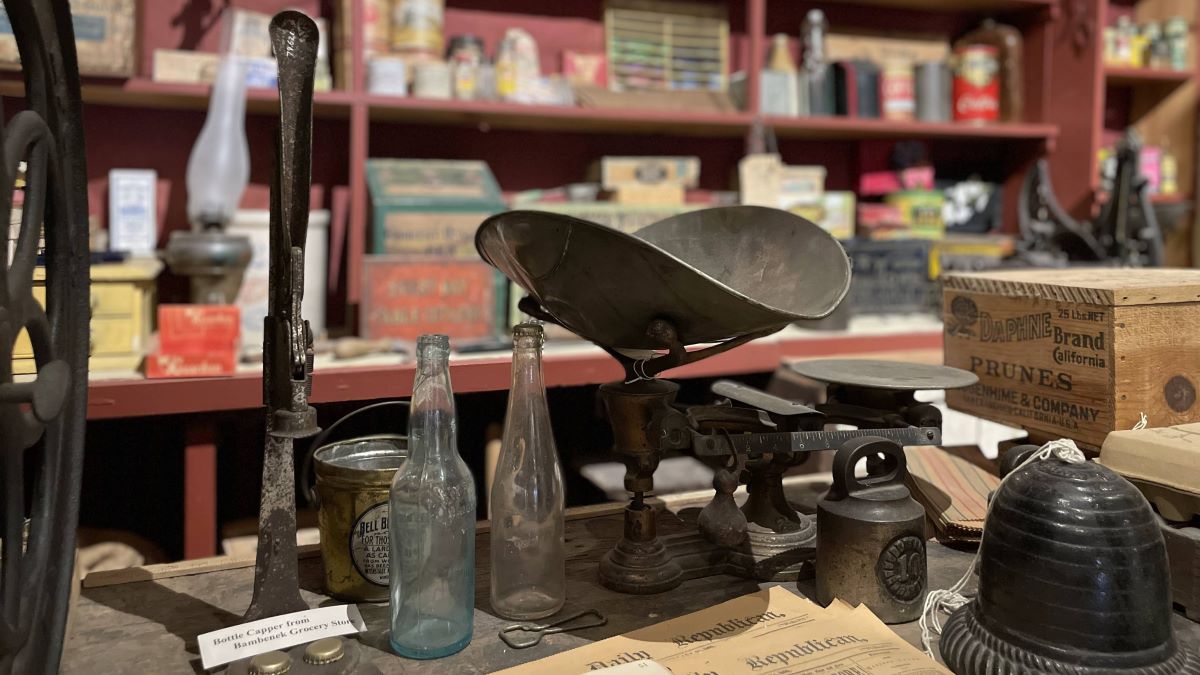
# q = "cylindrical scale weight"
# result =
<box><xmin>303</xmin><ymin>401</ymin><xmax>409</xmax><ymax>602</ymax></box>
<box><xmin>816</xmin><ymin>437</ymin><xmax>927</xmax><ymax>624</ymax></box>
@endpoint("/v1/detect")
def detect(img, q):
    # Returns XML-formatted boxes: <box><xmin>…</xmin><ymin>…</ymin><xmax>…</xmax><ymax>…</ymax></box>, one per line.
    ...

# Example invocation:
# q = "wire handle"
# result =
<box><xmin>498</xmin><ymin>609</ymin><xmax>608</xmax><ymax>649</ymax></box>
<box><xmin>299</xmin><ymin>400</ymin><xmax>410</xmax><ymax>505</ymax></box>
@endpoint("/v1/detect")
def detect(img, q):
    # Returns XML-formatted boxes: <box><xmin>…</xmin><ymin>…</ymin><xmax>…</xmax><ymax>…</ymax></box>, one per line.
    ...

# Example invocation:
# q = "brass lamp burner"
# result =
<box><xmin>476</xmin><ymin>207</ymin><xmax>974</xmax><ymax>593</ymax></box>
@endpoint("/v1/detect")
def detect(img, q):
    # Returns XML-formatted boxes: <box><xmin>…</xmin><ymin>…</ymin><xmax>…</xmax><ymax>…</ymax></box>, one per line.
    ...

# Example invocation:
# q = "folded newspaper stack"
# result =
<box><xmin>496</xmin><ymin>586</ymin><xmax>950</xmax><ymax>674</ymax></box>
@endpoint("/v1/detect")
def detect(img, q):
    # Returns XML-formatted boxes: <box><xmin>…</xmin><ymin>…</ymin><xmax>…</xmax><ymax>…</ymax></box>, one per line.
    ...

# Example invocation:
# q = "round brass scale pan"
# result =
<box><xmin>475</xmin><ymin>206</ymin><xmax>853</xmax><ymax>351</ymax></box>
<box><xmin>788</xmin><ymin>359</ymin><xmax>980</xmax><ymax>390</ymax></box>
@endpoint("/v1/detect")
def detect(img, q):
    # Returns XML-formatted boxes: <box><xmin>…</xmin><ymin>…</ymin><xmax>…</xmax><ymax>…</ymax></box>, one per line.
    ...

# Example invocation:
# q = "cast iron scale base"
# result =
<box><xmin>476</xmin><ymin>208</ymin><xmax>977</xmax><ymax>594</ymax></box>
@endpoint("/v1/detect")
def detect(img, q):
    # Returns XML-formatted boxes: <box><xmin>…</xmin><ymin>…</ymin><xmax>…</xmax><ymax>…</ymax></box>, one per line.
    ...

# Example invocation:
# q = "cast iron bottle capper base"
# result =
<box><xmin>939</xmin><ymin>456</ymin><xmax>1200</xmax><ymax>674</ymax></box>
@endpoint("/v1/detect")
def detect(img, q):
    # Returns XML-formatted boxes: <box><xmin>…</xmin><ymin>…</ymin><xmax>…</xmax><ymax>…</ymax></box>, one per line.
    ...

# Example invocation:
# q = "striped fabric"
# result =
<box><xmin>904</xmin><ymin>445</ymin><xmax>1000</xmax><ymax>543</ymax></box>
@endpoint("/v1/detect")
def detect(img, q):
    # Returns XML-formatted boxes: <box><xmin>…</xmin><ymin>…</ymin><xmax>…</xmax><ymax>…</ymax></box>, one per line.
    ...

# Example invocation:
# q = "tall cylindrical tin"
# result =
<box><xmin>314</xmin><ymin>435</ymin><xmax>407</xmax><ymax>602</ymax></box>
<box><xmin>915</xmin><ymin>62</ymin><xmax>951</xmax><ymax>122</ymax></box>
<box><xmin>952</xmin><ymin>45</ymin><xmax>999</xmax><ymax>123</ymax></box>
<box><xmin>880</xmin><ymin>61</ymin><xmax>915</xmax><ymax>121</ymax></box>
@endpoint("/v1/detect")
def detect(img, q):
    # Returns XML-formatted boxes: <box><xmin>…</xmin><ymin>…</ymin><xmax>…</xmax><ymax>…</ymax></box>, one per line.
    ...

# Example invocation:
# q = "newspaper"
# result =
<box><xmin>495</xmin><ymin>586</ymin><xmax>950</xmax><ymax>675</ymax></box>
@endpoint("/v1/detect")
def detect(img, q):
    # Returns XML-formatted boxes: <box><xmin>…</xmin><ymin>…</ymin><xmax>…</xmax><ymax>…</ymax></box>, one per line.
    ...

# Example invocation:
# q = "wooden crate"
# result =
<box><xmin>943</xmin><ymin>269</ymin><xmax>1200</xmax><ymax>449</ymax></box>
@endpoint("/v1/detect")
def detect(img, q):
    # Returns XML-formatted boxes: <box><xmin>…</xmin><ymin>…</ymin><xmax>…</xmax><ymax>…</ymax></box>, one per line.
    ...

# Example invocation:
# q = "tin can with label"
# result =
<box><xmin>305</xmin><ymin>402</ymin><xmax>408</xmax><ymax>602</ymax></box>
<box><xmin>881</xmin><ymin>61</ymin><xmax>915</xmax><ymax>121</ymax></box>
<box><xmin>953</xmin><ymin>45</ymin><xmax>999</xmax><ymax>123</ymax></box>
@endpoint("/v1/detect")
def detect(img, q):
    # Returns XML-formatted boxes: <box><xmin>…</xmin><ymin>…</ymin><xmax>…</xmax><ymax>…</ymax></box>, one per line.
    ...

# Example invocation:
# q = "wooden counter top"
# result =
<box><xmin>65</xmin><ymin>477</ymin><xmax>1200</xmax><ymax>673</ymax></box>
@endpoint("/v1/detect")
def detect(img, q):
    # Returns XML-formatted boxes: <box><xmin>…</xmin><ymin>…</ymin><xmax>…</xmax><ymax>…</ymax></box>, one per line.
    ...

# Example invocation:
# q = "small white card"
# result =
<box><xmin>197</xmin><ymin>604</ymin><xmax>367</xmax><ymax>670</ymax></box>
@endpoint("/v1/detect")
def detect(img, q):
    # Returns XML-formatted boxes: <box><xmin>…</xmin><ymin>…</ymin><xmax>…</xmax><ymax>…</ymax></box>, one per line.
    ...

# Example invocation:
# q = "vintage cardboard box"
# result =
<box><xmin>366</xmin><ymin>159</ymin><xmax>504</xmax><ymax>257</ymax></box>
<box><xmin>0</xmin><ymin>0</ymin><xmax>135</xmax><ymax>77</ymax></box>
<box><xmin>943</xmin><ymin>269</ymin><xmax>1200</xmax><ymax>449</ymax></box>
<box><xmin>600</xmin><ymin>156</ymin><xmax>700</xmax><ymax>190</ymax></box>
<box><xmin>360</xmin><ymin>257</ymin><xmax>506</xmax><ymax>341</ymax></box>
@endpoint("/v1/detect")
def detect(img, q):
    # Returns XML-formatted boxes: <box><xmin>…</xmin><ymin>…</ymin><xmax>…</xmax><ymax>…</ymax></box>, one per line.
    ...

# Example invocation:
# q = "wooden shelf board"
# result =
<box><xmin>365</xmin><ymin>95</ymin><xmax>755</xmax><ymax>137</ymax></box>
<box><xmin>823</xmin><ymin>0</ymin><xmax>1055</xmax><ymax>12</ymax></box>
<box><xmin>766</xmin><ymin>115</ymin><xmax>1059</xmax><ymax>141</ymax></box>
<box><xmin>1151</xmin><ymin>192</ymin><xmax>1191</xmax><ymax>205</ymax></box>
<box><xmin>0</xmin><ymin>77</ymin><xmax>356</xmax><ymax>119</ymax></box>
<box><xmin>85</xmin><ymin>330</ymin><xmax>944</xmax><ymax>420</ymax></box>
<box><xmin>1104</xmin><ymin>66</ymin><xmax>1195</xmax><ymax>86</ymax></box>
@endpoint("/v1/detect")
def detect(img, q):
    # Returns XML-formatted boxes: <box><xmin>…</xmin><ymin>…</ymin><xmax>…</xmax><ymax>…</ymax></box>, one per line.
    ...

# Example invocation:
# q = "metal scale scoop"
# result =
<box><xmin>476</xmin><ymin>207</ymin><xmax>974</xmax><ymax>593</ymax></box>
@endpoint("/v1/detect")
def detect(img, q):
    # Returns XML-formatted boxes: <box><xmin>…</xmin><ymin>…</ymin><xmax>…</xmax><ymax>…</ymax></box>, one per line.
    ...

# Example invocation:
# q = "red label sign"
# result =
<box><xmin>361</xmin><ymin>258</ymin><xmax>498</xmax><ymax>340</ymax></box>
<box><xmin>953</xmin><ymin>45</ymin><xmax>999</xmax><ymax>123</ymax></box>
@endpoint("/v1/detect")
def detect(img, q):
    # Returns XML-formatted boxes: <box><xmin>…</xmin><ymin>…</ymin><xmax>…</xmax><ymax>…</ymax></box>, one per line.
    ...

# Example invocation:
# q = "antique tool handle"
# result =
<box><xmin>830</xmin><ymin>437</ymin><xmax>908</xmax><ymax>499</ymax></box>
<box><xmin>270</xmin><ymin>10</ymin><xmax>317</xmax><ymax>252</ymax></box>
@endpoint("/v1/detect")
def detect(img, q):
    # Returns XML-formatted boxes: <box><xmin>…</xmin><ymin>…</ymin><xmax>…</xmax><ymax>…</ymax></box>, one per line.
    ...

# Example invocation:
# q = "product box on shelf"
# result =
<box><xmin>599</xmin><ymin>156</ymin><xmax>701</xmax><ymax>190</ymax></box>
<box><xmin>366</xmin><ymin>159</ymin><xmax>505</xmax><ymax>257</ymax></box>
<box><xmin>515</xmin><ymin>202</ymin><xmax>693</xmax><ymax>235</ymax></box>
<box><xmin>158</xmin><ymin>304</ymin><xmax>240</xmax><ymax>352</ymax></box>
<box><xmin>0</xmin><ymin>0</ymin><xmax>136</xmax><ymax>76</ymax></box>
<box><xmin>943</xmin><ymin>269</ymin><xmax>1200</xmax><ymax>449</ymax></box>
<box><xmin>13</xmin><ymin>260</ymin><xmax>160</xmax><ymax>375</ymax></box>
<box><xmin>148</xmin><ymin>304</ymin><xmax>240</xmax><ymax>379</ymax></box>
<box><xmin>360</xmin><ymin>256</ymin><xmax>506</xmax><ymax>341</ymax></box>
<box><xmin>145</xmin><ymin>351</ymin><xmax>237</xmax><ymax>379</ymax></box>
<box><xmin>604</xmin><ymin>0</ymin><xmax>728</xmax><ymax>93</ymax></box>
<box><xmin>839</xmin><ymin>238</ymin><xmax>935</xmax><ymax>316</ymax></box>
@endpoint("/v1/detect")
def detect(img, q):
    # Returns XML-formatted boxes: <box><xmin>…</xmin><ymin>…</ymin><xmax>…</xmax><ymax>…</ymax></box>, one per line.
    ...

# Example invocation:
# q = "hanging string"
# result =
<box><xmin>1133</xmin><ymin>412</ymin><xmax>1149</xmax><ymax>430</ymax></box>
<box><xmin>918</xmin><ymin>438</ymin><xmax>1087</xmax><ymax>659</ymax></box>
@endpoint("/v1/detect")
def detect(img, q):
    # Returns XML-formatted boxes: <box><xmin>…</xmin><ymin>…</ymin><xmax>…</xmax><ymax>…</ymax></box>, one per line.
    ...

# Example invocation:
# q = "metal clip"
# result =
<box><xmin>498</xmin><ymin>609</ymin><xmax>608</xmax><ymax>649</ymax></box>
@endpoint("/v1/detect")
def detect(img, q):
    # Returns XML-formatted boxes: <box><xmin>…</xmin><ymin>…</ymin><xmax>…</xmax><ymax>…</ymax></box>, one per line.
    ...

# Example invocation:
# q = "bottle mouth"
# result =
<box><xmin>513</xmin><ymin>322</ymin><xmax>544</xmax><ymax>345</ymax></box>
<box><xmin>418</xmin><ymin>334</ymin><xmax>451</xmax><ymax>351</ymax></box>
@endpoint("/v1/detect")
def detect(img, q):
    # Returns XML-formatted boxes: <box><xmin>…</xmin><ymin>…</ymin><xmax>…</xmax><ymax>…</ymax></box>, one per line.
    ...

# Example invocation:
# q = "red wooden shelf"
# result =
<box><xmin>1151</xmin><ymin>192</ymin><xmax>1191</xmax><ymax>204</ymax></box>
<box><xmin>86</xmin><ymin>330</ymin><xmax>944</xmax><ymax>420</ymax></box>
<box><xmin>1104</xmin><ymin>66</ymin><xmax>1195</xmax><ymax>86</ymax></box>
<box><xmin>823</xmin><ymin>0</ymin><xmax>1056</xmax><ymax>12</ymax></box>
<box><xmin>0</xmin><ymin>77</ymin><xmax>356</xmax><ymax>118</ymax></box>
<box><xmin>365</xmin><ymin>95</ymin><xmax>755</xmax><ymax>137</ymax></box>
<box><xmin>766</xmin><ymin>115</ymin><xmax>1059</xmax><ymax>141</ymax></box>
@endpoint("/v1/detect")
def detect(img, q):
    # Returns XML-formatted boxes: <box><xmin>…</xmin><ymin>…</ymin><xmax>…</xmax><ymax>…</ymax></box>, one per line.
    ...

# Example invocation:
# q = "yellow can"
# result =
<box><xmin>313</xmin><ymin>432</ymin><xmax>407</xmax><ymax>602</ymax></box>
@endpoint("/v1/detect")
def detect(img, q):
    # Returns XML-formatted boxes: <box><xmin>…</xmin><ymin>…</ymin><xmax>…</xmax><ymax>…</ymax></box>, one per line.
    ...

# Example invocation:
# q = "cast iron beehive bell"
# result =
<box><xmin>940</xmin><ymin>457</ymin><xmax>1199</xmax><ymax>674</ymax></box>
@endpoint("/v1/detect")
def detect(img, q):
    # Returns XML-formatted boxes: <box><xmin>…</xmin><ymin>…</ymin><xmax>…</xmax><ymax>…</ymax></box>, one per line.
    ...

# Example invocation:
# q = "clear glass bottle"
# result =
<box><xmin>389</xmin><ymin>334</ymin><xmax>476</xmax><ymax>659</ymax></box>
<box><xmin>490</xmin><ymin>323</ymin><xmax>565</xmax><ymax>620</ymax></box>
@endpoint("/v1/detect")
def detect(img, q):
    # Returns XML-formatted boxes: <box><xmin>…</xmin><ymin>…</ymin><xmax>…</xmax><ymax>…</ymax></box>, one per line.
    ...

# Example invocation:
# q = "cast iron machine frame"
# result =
<box><xmin>0</xmin><ymin>1</ymin><xmax>91</xmax><ymax>673</ymax></box>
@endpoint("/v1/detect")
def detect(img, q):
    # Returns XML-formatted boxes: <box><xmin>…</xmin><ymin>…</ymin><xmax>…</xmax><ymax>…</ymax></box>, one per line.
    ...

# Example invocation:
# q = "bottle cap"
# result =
<box><xmin>303</xmin><ymin>637</ymin><xmax>345</xmax><ymax>665</ymax></box>
<box><xmin>248</xmin><ymin>651</ymin><xmax>291</xmax><ymax>675</ymax></box>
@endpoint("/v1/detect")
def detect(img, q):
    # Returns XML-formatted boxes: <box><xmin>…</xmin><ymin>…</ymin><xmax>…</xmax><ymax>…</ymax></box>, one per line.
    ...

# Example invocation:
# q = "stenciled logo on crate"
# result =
<box><xmin>945</xmin><ymin>295</ymin><xmax>1055</xmax><ymax>345</ymax></box>
<box><xmin>945</xmin><ymin>296</ymin><xmax>979</xmax><ymax>337</ymax></box>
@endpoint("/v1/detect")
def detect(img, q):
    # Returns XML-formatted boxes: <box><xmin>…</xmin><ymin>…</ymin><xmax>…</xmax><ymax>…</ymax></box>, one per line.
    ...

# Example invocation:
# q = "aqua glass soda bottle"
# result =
<box><xmin>389</xmin><ymin>334</ymin><xmax>476</xmax><ymax>658</ymax></box>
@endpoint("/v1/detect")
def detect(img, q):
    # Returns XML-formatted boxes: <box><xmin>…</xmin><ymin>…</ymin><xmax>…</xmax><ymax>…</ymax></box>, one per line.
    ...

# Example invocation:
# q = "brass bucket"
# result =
<box><xmin>305</xmin><ymin>401</ymin><xmax>408</xmax><ymax>602</ymax></box>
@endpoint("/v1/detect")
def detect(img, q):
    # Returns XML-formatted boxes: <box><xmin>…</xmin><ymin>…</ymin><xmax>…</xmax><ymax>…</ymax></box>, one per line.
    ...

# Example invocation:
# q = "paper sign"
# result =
<box><xmin>197</xmin><ymin>605</ymin><xmax>367</xmax><ymax>670</ymax></box>
<box><xmin>496</xmin><ymin>587</ymin><xmax>950</xmax><ymax>674</ymax></box>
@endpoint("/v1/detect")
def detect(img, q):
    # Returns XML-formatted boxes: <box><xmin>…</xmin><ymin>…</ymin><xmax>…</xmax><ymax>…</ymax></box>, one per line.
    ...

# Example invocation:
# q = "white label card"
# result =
<box><xmin>197</xmin><ymin>604</ymin><xmax>367</xmax><ymax>670</ymax></box>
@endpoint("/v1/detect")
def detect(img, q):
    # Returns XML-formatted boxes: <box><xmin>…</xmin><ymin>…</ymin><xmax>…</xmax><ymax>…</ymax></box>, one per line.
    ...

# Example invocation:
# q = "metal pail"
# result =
<box><xmin>306</xmin><ymin>401</ymin><xmax>408</xmax><ymax>602</ymax></box>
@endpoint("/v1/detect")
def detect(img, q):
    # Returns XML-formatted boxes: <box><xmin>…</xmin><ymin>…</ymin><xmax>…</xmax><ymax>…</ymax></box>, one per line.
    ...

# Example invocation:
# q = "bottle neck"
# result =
<box><xmin>410</xmin><ymin>346</ymin><xmax>456</xmax><ymax>461</ymax></box>
<box><xmin>509</xmin><ymin>341</ymin><xmax>546</xmax><ymax>395</ymax></box>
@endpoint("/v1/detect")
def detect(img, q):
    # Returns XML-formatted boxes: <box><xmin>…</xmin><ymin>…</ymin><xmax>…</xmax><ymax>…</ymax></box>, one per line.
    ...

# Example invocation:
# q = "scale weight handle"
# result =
<box><xmin>830</xmin><ymin>437</ymin><xmax>908</xmax><ymax>499</ymax></box>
